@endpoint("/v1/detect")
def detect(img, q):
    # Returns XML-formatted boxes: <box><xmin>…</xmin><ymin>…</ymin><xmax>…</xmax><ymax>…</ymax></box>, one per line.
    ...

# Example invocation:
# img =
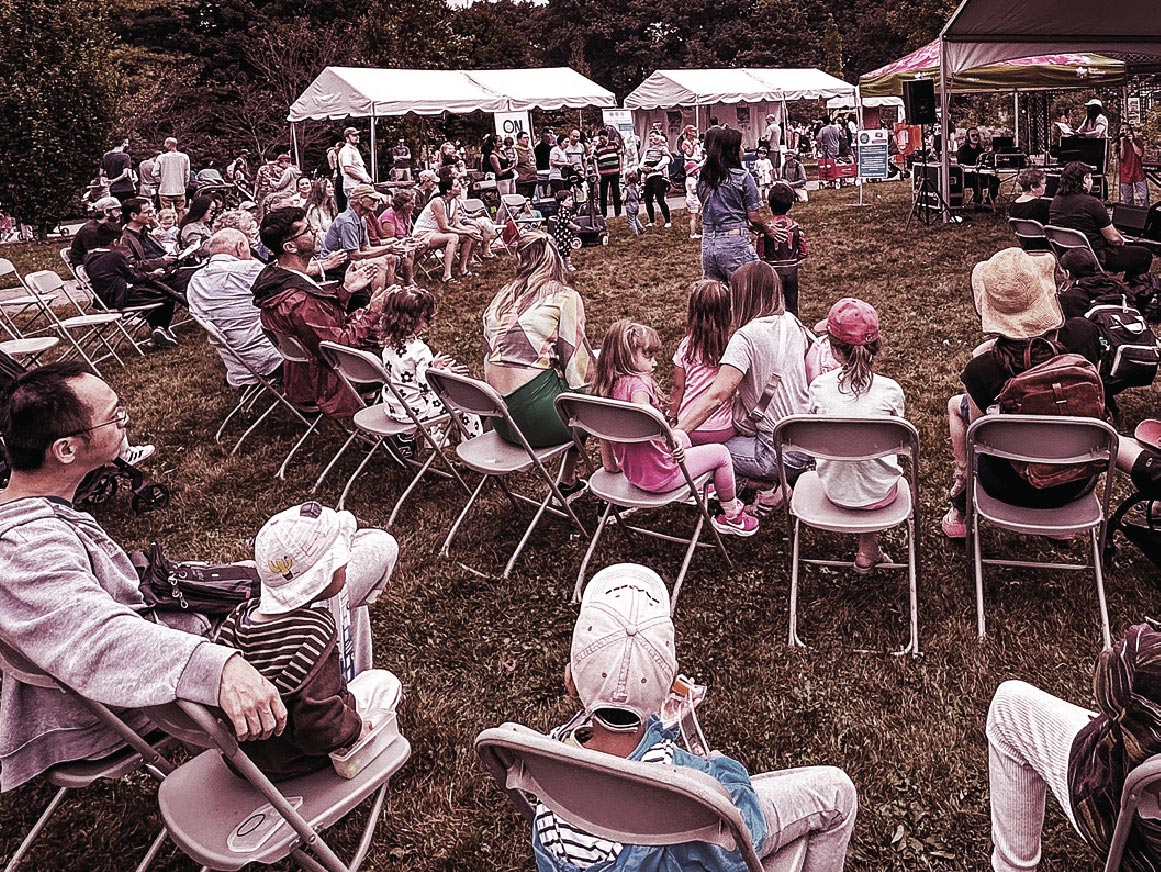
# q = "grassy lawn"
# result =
<box><xmin>1</xmin><ymin>180</ymin><xmax>1155</xmax><ymax>871</ymax></box>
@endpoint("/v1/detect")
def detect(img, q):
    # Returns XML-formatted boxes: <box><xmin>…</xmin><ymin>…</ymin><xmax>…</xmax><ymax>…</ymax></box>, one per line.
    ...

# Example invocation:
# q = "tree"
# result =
<box><xmin>0</xmin><ymin>0</ymin><xmax>123</xmax><ymax>231</ymax></box>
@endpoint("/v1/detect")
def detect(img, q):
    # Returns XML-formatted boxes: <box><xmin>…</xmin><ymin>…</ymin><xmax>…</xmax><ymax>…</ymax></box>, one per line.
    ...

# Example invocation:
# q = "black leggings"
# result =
<box><xmin>644</xmin><ymin>176</ymin><xmax>670</xmax><ymax>224</ymax></box>
<box><xmin>1100</xmin><ymin>244</ymin><xmax>1154</xmax><ymax>283</ymax></box>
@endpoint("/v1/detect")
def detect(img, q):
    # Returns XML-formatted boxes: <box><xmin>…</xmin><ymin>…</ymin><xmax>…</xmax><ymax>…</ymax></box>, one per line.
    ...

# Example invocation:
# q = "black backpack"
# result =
<box><xmin>1085</xmin><ymin>301</ymin><xmax>1160</xmax><ymax>393</ymax></box>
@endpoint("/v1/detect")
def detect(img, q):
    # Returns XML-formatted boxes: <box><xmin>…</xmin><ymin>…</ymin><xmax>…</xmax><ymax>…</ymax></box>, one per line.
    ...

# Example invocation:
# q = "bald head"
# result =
<box><xmin>209</xmin><ymin>228</ymin><xmax>251</xmax><ymax>259</ymax></box>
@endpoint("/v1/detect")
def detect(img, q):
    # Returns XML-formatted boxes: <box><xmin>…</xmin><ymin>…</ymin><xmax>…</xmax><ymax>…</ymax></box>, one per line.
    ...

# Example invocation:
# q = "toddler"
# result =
<box><xmin>783</xmin><ymin>152</ymin><xmax>808</xmax><ymax>201</ymax></box>
<box><xmin>670</xmin><ymin>280</ymin><xmax>734</xmax><ymax>446</ymax></box>
<box><xmin>216</xmin><ymin>502</ymin><xmax>402</xmax><ymax>780</ymax></box>
<box><xmin>595</xmin><ymin>319</ymin><xmax>758</xmax><ymax>537</ymax></box>
<box><xmin>684</xmin><ymin>160</ymin><xmax>701</xmax><ymax>239</ymax></box>
<box><xmin>623</xmin><ymin>171</ymin><xmax>645</xmax><ymax>236</ymax></box>
<box><xmin>805</xmin><ymin>300</ymin><xmax>905</xmax><ymax>572</ymax></box>
<box><xmin>552</xmin><ymin>190</ymin><xmax>581</xmax><ymax>271</ymax></box>
<box><xmin>380</xmin><ymin>287</ymin><xmax>482</xmax><ymax>457</ymax></box>
<box><xmin>152</xmin><ymin>208</ymin><xmax>180</xmax><ymax>254</ymax></box>
<box><xmin>753</xmin><ymin>148</ymin><xmax>775</xmax><ymax>202</ymax></box>
<box><xmin>759</xmin><ymin>183</ymin><xmax>808</xmax><ymax>315</ymax></box>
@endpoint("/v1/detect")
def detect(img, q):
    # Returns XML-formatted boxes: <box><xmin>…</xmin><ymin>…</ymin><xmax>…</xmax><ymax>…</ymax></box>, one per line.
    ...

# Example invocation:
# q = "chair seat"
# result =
<box><xmin>352</xmin><ymin>404</ymin><xmax>417</xmax><ymax>437</ymax></box>
<box><xmin>46</xmin><ymin>733</ymin><xmax>177</xmax><ymax>788</ymax></box>
<box><xmin>456</xmin><ymin>431</ymin><xmax>570</xmax><ymax>474</ymax></box>
<box><xmin>157</xmin><ymin>736</ymin><xmax>411</xmax><ymax>872</ymax></box>
<box><xmin>790</xmin><ymin>472</ymin><xmax>912</xmax><ymax>534</ymax></box>
<box><xmin>589</xmin><ymin>468</ymin><xmax>710</xmax><ymax>509</ymax></box>
<box><xmin>60</xmin><ymin>313</ymin><xmax>122</xmax><ymax>327</ymax></box>
<box><xmin>974</xmin><ymin>484</ymin><xmax>1102</xmax><ymax>535</ymax></box>
<box><xmin>0</xmin><ymin>337</ymin><xmax>58</xmax><ymax>356</ymax></box>
<box><xmin>120</xmin><ymin>303</ymin><xmax>164</xmax><ymax>313</ymax></box>
<box><xmin>0</xmin><ymin>294</ymin><xmax>46</xmax><ymax>309</ymax></box>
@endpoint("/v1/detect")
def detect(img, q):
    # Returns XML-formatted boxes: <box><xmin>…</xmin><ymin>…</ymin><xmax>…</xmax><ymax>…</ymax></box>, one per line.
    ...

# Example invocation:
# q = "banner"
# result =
<box><xmin>857</xmin><ymin>129</ymin><xmax>890</xmax><ymax>179</ymax></box>
<box><xmin>602</xmin><ymin>108</ymin><xmax>635</xmax><ymax>143</ymax></box>
<box><xmin>494</xmin><ymin>111</ymin><xmax>531</xmax><ymax>139</ymax></box>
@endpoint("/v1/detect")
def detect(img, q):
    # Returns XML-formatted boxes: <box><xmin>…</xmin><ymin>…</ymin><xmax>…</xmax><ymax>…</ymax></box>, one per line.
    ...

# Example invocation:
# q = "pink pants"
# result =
<box><xmin>689</xmin><ymin>425</ymin><xmax>735</xmax><ymax>447</ymax></box>
<box><xmin>652</xmin><ymin>442</ymin><xmax>736</xmax><ymax>501</ymax></box>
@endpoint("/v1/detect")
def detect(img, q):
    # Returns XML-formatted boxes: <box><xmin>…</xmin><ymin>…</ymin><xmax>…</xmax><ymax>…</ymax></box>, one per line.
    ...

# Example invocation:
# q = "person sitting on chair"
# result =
<box><xmin>529</xmin><ymin>562</ymin><xmax>858</xmax><ymax>872</ymax></box>
<box><xmin>957</xmin><ymin>128</ymin><xmax>1000</xmax><ymax>207</ymax></box>
<box><xmin>986</xmin><ymin>619</ymin><xmax>1161</xmax><ymax>872</ymax></box>
<box><xmin>1008</xmin><ymin>168</ymin><xmax>1051</xmax><ymax>226</ymax></box>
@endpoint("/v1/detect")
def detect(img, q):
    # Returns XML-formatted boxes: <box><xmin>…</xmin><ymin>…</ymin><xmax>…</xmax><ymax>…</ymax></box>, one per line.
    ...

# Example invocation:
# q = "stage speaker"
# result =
<box><xmin>903</xmin><ymin>80</ymin><xmax>938</xmax><ymax>126</ymax></box>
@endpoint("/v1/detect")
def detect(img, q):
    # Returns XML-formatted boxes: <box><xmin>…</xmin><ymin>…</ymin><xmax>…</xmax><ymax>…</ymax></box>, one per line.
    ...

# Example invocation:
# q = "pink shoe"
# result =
<box><xmin>941</xmin><ymin>507</ymin><xmax>966</xmax><ymax>539</ymax></box>
<box><xmin>712</xmin><ymin>511</ymin><xmax>759</xmax><ymax>538</ymax></box>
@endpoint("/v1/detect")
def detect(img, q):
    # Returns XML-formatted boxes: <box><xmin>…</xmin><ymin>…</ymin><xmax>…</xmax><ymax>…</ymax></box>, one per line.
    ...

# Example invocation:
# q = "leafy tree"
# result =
<box><xmin>0</xmin><ymin>0</ymin><xmax>123</xmax><ymax>232</ymax></box>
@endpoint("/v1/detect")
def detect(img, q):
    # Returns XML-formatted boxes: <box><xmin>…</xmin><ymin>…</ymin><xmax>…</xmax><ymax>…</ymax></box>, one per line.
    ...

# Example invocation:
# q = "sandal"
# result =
<box><xmin>439</xmin><ymin>276</ymin><xmax>459</xmax><ymax>284</ymax></box>
<box><xmin>459</xmin><ymin>270</ymin><xmax>476</xmax><ymax>279</ymax></box>
<box><xmin>853</xmin><ymin>548</ymin><xmax>892</xmax><ymax>574</ymax></box>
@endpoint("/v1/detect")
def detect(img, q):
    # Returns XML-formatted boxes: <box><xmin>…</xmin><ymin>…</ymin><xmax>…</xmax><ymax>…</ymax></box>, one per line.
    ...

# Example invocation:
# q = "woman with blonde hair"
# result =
<box><xmin>677</xmin><ymin>260</ymin><xmax>812</xmax><ymax>516</ymax></box>
<box><xmin>482</xmin><ymin>232</ymin><xmax>596</xmax><ymax>500</ymax></box>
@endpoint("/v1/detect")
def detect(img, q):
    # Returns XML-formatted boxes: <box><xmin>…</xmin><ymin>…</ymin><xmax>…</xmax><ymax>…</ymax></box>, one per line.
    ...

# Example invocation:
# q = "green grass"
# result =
<box><xmin>1</xmin><ymin>181</ymin><xmax>1156</xmax><ymax>871</ymax></box>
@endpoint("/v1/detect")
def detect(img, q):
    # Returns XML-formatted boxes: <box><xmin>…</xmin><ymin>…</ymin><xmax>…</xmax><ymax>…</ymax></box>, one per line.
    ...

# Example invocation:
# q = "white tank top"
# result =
<box><xmin>413</xmin><ymin>196</ymin><xmax>456</xmax><ymax>235</ymax></box>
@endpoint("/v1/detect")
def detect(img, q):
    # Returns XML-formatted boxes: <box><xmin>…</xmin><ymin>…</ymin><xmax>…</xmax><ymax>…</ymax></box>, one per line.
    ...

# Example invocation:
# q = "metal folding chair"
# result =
<box><xmin>1044</xmin><ymin>224</ymin><xmax>1106</xmax><ymax>271</ymax></box>
<box><xmin>0</xmin><ymin>258</ymin><xmax>56</xmax><ymax>339</ymax></box>
<box><xmin>555</xmin><ymin>392</ymin><xmax>730</xmax><ymax>612</ymax></box>
<box><xmin>1008</xmin><ymin>218</ymin><xmax>1053</xmax><ymax>254</ymax></box>
<box><xmin>146</xmin><ymin>700</ymin><xmax>410</xmax><ymax>872</ymax></box>
<box><xmin>476</xmin><ymin>722</ymin><xmax>807</xmax><ymax>872</ymax></box>
<box><xmin>318</xmin><ymin>341</ymin><xmax>468</xmax><ymax>520</ymax></box>
<box><xmin>771</xmin><ymin>415</ymin><xmax>921</xmax><ymax>657</ymax></box>
<box><xmin>64</xmin><ymin>249</ymin><xmax>161</xmax><ymax>356</ymax></box>
<box><xmin>1103</xmin><ymin>753</ymin><xmax>1161</xmax><ymax>872</ymax></box>
<box><xmin>0</xmin><ymin>637</ymin><xmax>176</xmax><ymax>872</ymax></box>
<box><xmin>22</xmin><ymin>270</ymin><xmax>127</xmax><ymax>375</ymax></box>
<box><xmin>425</xmin><ymin>368</ymin><xmax>587</xmax><ymax>579</ymax></box>
<box><xmin>966</xmin><ymin>414</ymin><xmax>1119</xmax><ymax>649</ymax></box>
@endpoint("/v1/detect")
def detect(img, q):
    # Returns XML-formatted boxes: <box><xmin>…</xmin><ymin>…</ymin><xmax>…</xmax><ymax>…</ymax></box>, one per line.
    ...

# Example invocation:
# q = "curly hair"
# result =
<box><xmin>1058</xmin><ymin>161</ymin><xmax>1091</xmax><ymax>197</ymax></box>
<box><xmin>594</xmin><ymin>319</ymin><xmax>662</xmax><ymax>400</ymax></box>
<box><xmin>380</xmin><ymin>287</ymin><xmax>436</xmax><ymax>353</ymax></box>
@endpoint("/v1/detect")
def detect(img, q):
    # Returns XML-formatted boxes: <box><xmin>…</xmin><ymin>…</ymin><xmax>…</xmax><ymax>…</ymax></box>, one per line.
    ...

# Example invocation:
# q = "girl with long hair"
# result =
<box><xmin>671</xmin><ymin>279</ymin><xmax>734</xmax><ymax>446</ymax></box>
<box><xmin>304</xmin><ymin>178</ymin><xmax>338</xmax><ymax>239</ymax></box>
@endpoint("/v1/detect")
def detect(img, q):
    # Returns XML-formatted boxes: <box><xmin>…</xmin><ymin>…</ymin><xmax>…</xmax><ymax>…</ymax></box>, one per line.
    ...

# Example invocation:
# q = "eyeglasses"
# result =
<box><xmin>62</xmin><ymin>405</ymin><xmax>129</xmax><ymax>437</ymax></box>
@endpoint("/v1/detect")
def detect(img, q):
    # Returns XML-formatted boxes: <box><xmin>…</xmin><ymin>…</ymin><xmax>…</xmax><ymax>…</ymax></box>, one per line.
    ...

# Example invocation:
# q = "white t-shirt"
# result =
<box><xmin>338</xmin><ymin>143</ymin><xmax>367</xmax><ymax>192</ymax></box>
<box><xmin>754</xmin><ymin>158</ymin><xmax>774</xmax><ymax>186</ymax></box>
<box><xmin>718</xmin><ymin>313</ymin><xmax>811</xmax><ymax>437</ymax></box>
<box><xmin>806</xmin><ymin>369</ymin><xmax>905</xmax><ymax>507</ymax></box>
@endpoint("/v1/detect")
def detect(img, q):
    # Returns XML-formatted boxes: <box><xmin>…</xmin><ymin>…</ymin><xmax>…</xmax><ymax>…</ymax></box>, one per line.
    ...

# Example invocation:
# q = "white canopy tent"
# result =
<box><xmin>934</xmin><ymin>0</ymin><xmax>1161</xmax><ymax>220</ymax></box>
<box><xmin>624</xmin><ymin>68</ymin><xmax>855</xmax><ymax>148</ymax></box>
<box><xmin>287</xmin><ymin>66</ymin><xmax>615</xmax><ymax>178</ymax></box>
<box><xmin>826</xmin><ymin>91</ymin><xmax>904</xmax><ymax>129</ymax></box>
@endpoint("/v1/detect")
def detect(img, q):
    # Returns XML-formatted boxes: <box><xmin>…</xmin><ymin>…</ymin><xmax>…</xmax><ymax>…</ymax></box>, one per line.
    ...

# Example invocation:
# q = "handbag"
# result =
<box><xmin>133</xmin><ymin>542</ymin><xmax>260</xmax><ymax>614</ymax></box>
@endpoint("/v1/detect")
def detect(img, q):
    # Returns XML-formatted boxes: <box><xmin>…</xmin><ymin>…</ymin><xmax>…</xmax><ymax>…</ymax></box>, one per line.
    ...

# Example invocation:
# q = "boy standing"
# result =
<box><xmin>531</xmin><ymin>563</ymin><xmax>857</xmax><ymax>872</ymax></box>
<box><xmin>623</xmin><ymin>172</ymin><xmax>645</xmax><ymax>236</ymax></box>
<box><xmin>216</xmin><ymin>503</ymin><xmax>401</xmax><ymax>780</ymax></box>
<box><xmin>760</xmin><ymin>182</ymin><xmax>809</xmax><ymax>315</ymax></box>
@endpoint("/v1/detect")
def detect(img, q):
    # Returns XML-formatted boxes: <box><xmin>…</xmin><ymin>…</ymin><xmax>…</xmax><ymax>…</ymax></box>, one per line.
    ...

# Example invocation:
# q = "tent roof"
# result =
<box><xmin>624</xmin><ymin>68</ymin><xmax>854</xmax><ymax>110</ymax></box>
<box><xmin>941</xmin><ymin>0</ymin><xmax>1161</xmax><ymax>75</ymax></box>
<box><xmin>287</xmin><ymin>66</ymin><xmax>613</xmax><ymax>122</ymax></box>
<box><xmin>859</xmin><ymin>37</ymin><xmax>1126</xmax><ymax>96</ymax></box>
<box><xmin>468</xmin><ymin>68</ymin><xmax>615</xmax><ymax>111</ymax></box>
<box><xmin>827</xmin><ymin>93</ymin><xmax>904</xmax><ymax>109</ymax></box>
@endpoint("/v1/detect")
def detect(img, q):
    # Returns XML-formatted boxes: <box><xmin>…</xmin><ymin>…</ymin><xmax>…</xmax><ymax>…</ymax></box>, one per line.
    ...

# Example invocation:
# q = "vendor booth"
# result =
<box><xmin>624</xmin><ymin>68</ymin><xmax>855</xmax><ymax>148</ymax></box>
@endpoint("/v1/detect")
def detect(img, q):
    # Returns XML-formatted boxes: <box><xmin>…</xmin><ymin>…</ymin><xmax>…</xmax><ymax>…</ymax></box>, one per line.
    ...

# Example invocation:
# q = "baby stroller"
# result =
<box><xmin>574</xmin><ymin>156</ymin><xmax>608</xmax><ymax>247</ymax></box>
<box><xmin>497</xmin><ymin>194</ymin><xmax>544</xmax><ymax>235</ymax></box>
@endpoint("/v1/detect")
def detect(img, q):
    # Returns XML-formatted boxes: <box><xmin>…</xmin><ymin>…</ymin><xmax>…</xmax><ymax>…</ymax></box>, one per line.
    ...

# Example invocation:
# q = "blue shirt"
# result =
<box><xmin>697</xmin><ymin>169</ymin><xmax>761</xmax><ymax>232</ymax></box>
<box><xmin>322</xmin><ymin>208</ymin><xmax>367</xmax><ymax>256</ymax></box>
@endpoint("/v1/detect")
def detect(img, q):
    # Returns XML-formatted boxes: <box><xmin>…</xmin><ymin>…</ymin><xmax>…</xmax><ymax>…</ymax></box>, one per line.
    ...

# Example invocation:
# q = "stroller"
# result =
<box><xmin>573</xmin><ymin>155</ymin><xmax>608</xmax><ymax>247</ymax></box>
<box><xmin>497</xmin><ymin>194</ymin><xmax>544</xmax><ymax>234</ymax></box>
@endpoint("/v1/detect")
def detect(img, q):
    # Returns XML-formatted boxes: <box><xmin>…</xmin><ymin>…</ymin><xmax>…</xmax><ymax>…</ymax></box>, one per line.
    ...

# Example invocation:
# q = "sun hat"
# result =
<box><xmin>348</xmin><ymin>183</ymin><xmax>385</xmax><ymax>202</ymax></box>
<box><xmin>254</xmin><ymin>502</ymin><xmax>356</xmax><ymax>616</ymax></box>
<box><xmin>571</xmin><ymin>564</ymin><xmax>676</xmax><ymax>727</ymax></box>
<box><xmin>971</xmin><ymin>247</ymin><xmax>1063</xmax><ymax>339</ymax></box>
<box><xmin>826</xmin><ymin>298</ymin><xmax>880</xmax><ymax>346</ymax></box>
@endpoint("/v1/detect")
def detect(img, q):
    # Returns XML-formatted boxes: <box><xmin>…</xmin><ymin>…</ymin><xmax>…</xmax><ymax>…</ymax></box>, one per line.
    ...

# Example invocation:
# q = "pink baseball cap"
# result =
<box><xmin>571</xmin><ymin>564</ymin><xmax>676</xmax><ymax>726</ymax></box>
<box><xmin>826</xmin><ymin>298</ymin><xmax>879</xmax><ymax>346</ymax></box>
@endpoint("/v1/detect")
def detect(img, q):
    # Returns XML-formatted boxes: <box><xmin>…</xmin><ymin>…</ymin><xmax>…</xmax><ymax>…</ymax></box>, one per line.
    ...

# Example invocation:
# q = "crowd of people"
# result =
<box><xmin>2</xmin><ymin>111</ymin><xmax>1161</xmax><ymax>872</ymax></box>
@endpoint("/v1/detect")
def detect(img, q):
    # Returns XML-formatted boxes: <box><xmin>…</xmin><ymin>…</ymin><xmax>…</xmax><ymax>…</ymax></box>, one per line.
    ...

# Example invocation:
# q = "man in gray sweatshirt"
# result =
<box><xmin>0</xmin><ymin>362</ymin><xmax>287</xmax><ymax>791</ymax></box>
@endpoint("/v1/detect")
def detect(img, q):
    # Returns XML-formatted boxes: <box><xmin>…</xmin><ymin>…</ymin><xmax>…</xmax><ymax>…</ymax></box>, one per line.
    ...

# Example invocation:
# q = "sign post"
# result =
<box><xmin>855</xmin><ymin>129</ymin><xmax>890</xmax><ymax>206</ymax></box>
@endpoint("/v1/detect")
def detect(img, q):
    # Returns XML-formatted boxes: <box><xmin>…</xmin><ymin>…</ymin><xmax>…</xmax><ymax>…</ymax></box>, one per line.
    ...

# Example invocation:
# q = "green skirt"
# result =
<box><xmin>494</xmin><ymin>369</ymin><xmax>575</xmax><ymax>449</ymax></box>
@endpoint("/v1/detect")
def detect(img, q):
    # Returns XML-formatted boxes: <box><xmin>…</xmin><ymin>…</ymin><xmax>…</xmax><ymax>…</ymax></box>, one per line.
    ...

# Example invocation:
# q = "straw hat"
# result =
<box><xmin>971</xmin><ymin>248</ymin><xmax>1062</xmax><ymax>339</ymax></box>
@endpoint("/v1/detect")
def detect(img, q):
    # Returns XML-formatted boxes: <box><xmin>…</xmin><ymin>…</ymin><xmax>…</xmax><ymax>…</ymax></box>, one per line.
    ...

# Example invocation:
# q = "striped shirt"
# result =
<box><xmin>594</xmin><ymin>144</ymin><xmax>621</xmax><ymax>177</ymax></box>
<box><xmin>216</xmin><ymin>600</ymin><xmax>336</xmax><ymax>694</ymax></box>
<box><xmin>533</xmin><ymin>716</ymin><xmax>677</xmax><ymax>869</ymax></box>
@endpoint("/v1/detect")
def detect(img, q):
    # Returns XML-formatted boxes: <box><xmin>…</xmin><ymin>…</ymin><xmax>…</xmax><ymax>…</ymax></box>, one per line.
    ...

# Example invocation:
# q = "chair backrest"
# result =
<box><xmin>500</xmin><ymin>194</ymin><xmax>526</xmax><ymax>210</ymax></box>
<box><xmin>1104</xmin><ymin>753</ymin><xmax>1161</xmax><ymax>872</ymax></box>
<box><xmin>0</xmin><ymin>258</ymin><xmax>19</xmax><ymax>288</ymax></box>
<box><xmin>1008</xmin><ymin>218</ymin><xmax>1053</xmax><ymax>253</ymax></box>
<box><xmin>59</xmin><ymin>248</ymin><xmax>78</xmax><ymax>279</ymax></box>
<box><xmin>475</xmin><ymin>723</ymin><xmax>763</xmax><ymax>872</ymax></box>
<box><xmin>1044</xmin><ymin>224</ymin><xmax>1096</xmax><ymax>257</ymax></box>
<box><xmin>425</xmin><ymin>368</ymin><xmax>507</xmax><ymax>419</ymax></box>
<box><xmin>554</xmin><ymin>393</ymin><xmax>671</xmax><ymax>446</ymax></box>
<box><xmin>270</xmin><ymin>331</ymin><xmax>313</xmax><ymax>364</ymax></box>
<box><xmin>967</xmin><ymin>414</ymin><xmax>1118</xmax><ymax>466</ymax></box>
<box><xmin>461</xmin><ymin>198</ymin><xmax>488</xmax><ymax>219</ymax></box>
<box><xmin>772</xmin><ymin>414</ymin><xmax>918</xmax><ymax>464</ymax></box>
<box><xmin>24</xmin><ymin>269</ymin><xmax>64</xmax><ymax>296</ymax></box>
<box><xmin>317</xmin><ymin>341</ymin><xmax>388</xmax><ymax>388</ymax></box>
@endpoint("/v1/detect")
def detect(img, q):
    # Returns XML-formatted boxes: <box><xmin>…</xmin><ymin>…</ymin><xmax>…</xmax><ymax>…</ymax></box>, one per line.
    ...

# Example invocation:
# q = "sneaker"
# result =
<box><xmin>555</xmin><ymin>479</ymin><xmax>589</xmax><ymax>505</ymax></box>
<box><xmin>712</xmin><ymin>511</ymin><xmax>759</xmax><ymax>537</ymax></box>
<box><xmin>941</xmin><ymin>507</ymin><xmax>967</xmax><ymax>539</ymax></box>
<box><xmin>150</xmin><ymin>327</ymin><xmax>178</xmax><ymax>349</ymax></box>
<box><xmin>120</xmin><ymin>444</ymin><xmax>156</xmax><ymax>466</ymax></box>
<box><xmin>663</xmin><ymin>222</ymin><xmax>672</xmax><ymax>228</ymax></box>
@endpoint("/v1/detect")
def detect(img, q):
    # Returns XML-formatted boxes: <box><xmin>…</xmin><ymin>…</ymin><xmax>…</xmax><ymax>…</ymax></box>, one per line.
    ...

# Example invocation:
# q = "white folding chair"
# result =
<box><xmin>1103</xmin><ymin>753</ymin><xmax>1161</xmax><ymax>872</ymax></box>
<box><xmin>146</xmin><ymin>699</ymin><xmax>410</xmax><ymax>872</ymax></box>
<box><xmin>318</xmin><ymin>341</ymin><xmax>468</xmax><ymax>520</ymax></box>
<box><xmin>65</xmin><ymin>249</ymin><xmax>162</xmax><ymax>356</ymax></box>
<box><xmin>1008</xmin><ymin>218</ymin><xmax>1053</xmax><ymax>254</ymax></box>
<box><xmin>1044</xmin><ymin>224</ymin><xmax>1106</xmax><ymax>272</ymax></box>
<box><xmin>555</xmin><ymin>392</ymin><xmax>730</xmax><ymax>612</ymax></box>
<box><xmin>425</xmin><ymin>368</ymin><xmax>587</xmax><ymax>579</ymax></box>
<box><xmin>22</xmin><ymin>270</ymin><xmax>127</xmax><ymax>375</ymax></box>
<box><xmin>0</xmin><ymin>313</ymin><xmax>58</xmax><ymax>366</ymax></box>
<box><xmin>476</xmin><ymin>723</ymin><xmax>807</xmax><ymax>872</ymax></box>
<box><xmin>0</xmin><ymin>637</ymin><xmax>176</xmax><ymax>872</ymax></box>
<box><xmin>0</xmin><ymin>258</ymin><xmax>56</xmax><ymax>338</ymax></box>
<box><xmin>966</xmin><ymin>414</ymin><xmax>1119</xmax><ymax>649</ymax></box>
<box><xmin>771</xmin><ymin>415</ymin><xmax>921</xmax><ymax>657</ymax></box>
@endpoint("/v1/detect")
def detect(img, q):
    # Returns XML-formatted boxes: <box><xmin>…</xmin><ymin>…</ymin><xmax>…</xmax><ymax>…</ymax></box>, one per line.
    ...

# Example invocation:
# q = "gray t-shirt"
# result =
<box><xmin>719</xmin><ymin>313</ymin><xmax>811</xmax><ymax>437</ymax></box>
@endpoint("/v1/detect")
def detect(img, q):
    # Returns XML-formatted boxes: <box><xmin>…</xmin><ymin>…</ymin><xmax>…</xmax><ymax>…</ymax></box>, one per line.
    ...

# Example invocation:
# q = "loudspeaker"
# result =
<box><xmin>903</xmin><ymin>80</ymin><xmax>938</xmax><ymax>126</ymax></box>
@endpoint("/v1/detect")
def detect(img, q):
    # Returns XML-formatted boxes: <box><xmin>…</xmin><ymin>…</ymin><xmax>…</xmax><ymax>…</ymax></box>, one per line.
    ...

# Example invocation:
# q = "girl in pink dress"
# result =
<box><xmin>670</xmin><ymin>279</ymin><xmax>735</xmax><ymax>446</ymax></box>
<box><xmin>594</xmin><ymin>319</ymin><xmax>758</xmax><ymax>537</ymax></box>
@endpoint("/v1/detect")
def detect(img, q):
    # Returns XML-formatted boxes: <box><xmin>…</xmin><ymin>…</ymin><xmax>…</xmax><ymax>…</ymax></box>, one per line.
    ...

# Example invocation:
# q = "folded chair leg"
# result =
<box><xmin>788</xmin><ymin>517</ymin><xmax>804</xmax><ymax>648</ymax></box>
<box><xmin>669</xmin><ymin>513</ymin><xmax>705</xmax><ymax>613</ymax></box>
<box><xmin>906</xmin><ymin>518</ymin><xmax>920</xmax><ymax>657</ymax></box>
<box><xmin>441</xmin><ymin>475</ymin><xmax>490</xmax><ymax>560</ymax></box>
<box><xmin>132</xmin><ymin>829</ymin><xmax>170</xmax><ymax>872</ymax></box>
<box><xmin>574</xmin><ymin>503</ymin><xmax>613</xmax><ymax>603</ymax></box>
<box><xmin>972</xmin><ymin>514</ymin><xmax>986</xmax><ymax>640</ymax></box>
<box><xmin>1093</xmin><ymin>527</ymin><xmax>1112</xmax><ymax>651</ymax></box>
<box><xmin>4</xmin><ymin>787</ymin><xmax>68</xmax><ymax>872</ymax></box>
<box><xmin>277</xmin><ymin>417</ymin><xmax>322</xmax><ymax>479</ymax></box>
<box><xmin>336</xmin><ymin>440</ymin><xmax>383</xmax><ymax>512</ymax></box>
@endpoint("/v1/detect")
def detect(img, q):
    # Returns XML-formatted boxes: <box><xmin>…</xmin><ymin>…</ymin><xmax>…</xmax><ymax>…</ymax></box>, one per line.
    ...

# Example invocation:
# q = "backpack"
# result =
<box><xmin>1085</xmin><ymin>301</ymin><xmax>1160</xmax><ymax>393</ymax></box>
<box><xmin>133</xmin><ymin>541</ymin><xmax>260</xmax><ymax>614</ymax></box>
<box><xmin>757</xmin><ymin>219</ymin><xmax>803</xmax><ymax>267</ymax></box>
<box><xmin>995</xmin><ymin>338</ymin><xmax>1108</xmax><ymax>489</ymax></box>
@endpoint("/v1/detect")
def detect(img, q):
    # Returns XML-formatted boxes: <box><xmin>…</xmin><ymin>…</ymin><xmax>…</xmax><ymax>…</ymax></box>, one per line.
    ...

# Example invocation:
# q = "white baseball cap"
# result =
<box><xmin>254</xmin><ymin>502</ymin><xmax>356</xmax><ymax>615</ymax></box>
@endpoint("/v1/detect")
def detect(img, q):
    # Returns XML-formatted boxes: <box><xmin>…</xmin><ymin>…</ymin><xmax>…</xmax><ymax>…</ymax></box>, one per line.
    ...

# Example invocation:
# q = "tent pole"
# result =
<box><xmin>1014</xmin><ymin>91</ymin><xmax>1019</xmax><ymax>148</ymax></box>
<box><xmin>370</xmin><ymin>112</ymin><xmax>378</xmax><ymax>183</ymax></box>
<box><xmin>291</xmin><ymin>122</ymin><xmax>299</xmax><ymax>168</ymax></box>
<box><xmin>939</xmin><ymin>42</ymin><xmax>952</xmax><ymax>224</ymax></box>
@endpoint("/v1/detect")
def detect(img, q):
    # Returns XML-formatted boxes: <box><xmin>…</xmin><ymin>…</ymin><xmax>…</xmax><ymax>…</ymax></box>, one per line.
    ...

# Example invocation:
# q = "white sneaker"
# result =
<box><xmin>120</xmin><ymin>444</ymin><xmax>156</xmax><ymax>466</ymax></box>
<box><xmin>150</xmin><ymin>327</ymin><xmax>178</xmax><ymax>349</ymax></box>
<box><xmin>663</xmin><ymin>222</ymin><xmax>672</xmax><ymax>228</ymax></box>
